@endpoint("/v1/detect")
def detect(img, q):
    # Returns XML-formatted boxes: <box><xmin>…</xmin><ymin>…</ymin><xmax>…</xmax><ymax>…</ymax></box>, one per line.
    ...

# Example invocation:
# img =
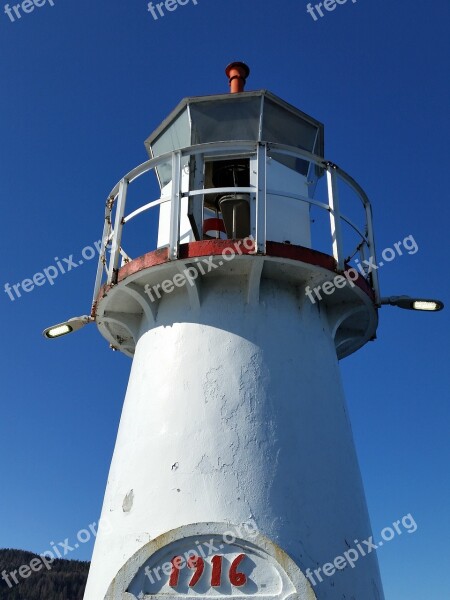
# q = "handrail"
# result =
<box><xmin>93</xmin><ymin>141</ymin><xmax>380</xmax><ymax>307</ymax></box>
<box><xmin>123</xmin><ymin>196</ymin><xmax>169</xmax><ymax>225</ymax></box>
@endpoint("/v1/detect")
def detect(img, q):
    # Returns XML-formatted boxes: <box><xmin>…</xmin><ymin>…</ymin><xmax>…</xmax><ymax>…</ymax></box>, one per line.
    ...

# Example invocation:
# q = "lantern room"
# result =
<box><xmin>144</xmin><ymin>87</ymin><xmax>324</xmax><ymax>249</ymax></box>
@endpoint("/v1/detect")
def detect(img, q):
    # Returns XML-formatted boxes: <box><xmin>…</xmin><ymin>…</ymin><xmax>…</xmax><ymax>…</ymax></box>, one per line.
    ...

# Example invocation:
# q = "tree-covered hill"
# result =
<box><xmin>0</xmin><ymin>549</ymin><xmax>89</xmax><ymax>600</ymax></box>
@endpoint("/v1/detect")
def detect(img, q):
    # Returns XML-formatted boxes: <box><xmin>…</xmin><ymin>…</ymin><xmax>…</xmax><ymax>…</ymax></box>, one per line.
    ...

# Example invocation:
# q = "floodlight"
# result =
<box><xmin>381</xmin><ymin>296</ymin><xmax>444</xmax><ymax>312</ymax></box>
<box><xmin>43</xmin><ymin>315</ymin><xmax>92</xmax><ymax>339</ymax></box>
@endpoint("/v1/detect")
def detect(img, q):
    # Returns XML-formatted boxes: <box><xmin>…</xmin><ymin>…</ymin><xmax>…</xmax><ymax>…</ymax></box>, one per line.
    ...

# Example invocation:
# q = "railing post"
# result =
<box><xmin>108</xmin><ymin>178</ymin><xmax>128</xmax><ymax>284</ymax></box>
<box><xmin>169</xmin><ymin>151</ymin><xmax>181</xmax><ymax>261</ymax></box>
<box><xmin>92</xmin><ymin>196</ymin><xmax>113</xmax><ymax>306</ymax></box>
<box><xmin>255</xmin><ymin>143</ymin><xmax>267</xmax><ymax>254</ymax></box>
<box><xmin>326</xmin><ymin>163</ymin><xmax>344</xmax><ymax>271</ymax></box>
<box><xmin>364</xmin><ymin>202</ymin><xmax>381</xmax><ymax>305</ymax></box>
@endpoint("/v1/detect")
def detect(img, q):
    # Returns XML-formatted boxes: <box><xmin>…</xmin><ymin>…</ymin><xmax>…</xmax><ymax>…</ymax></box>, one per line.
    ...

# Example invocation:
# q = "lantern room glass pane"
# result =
<box><xmin>151</xmin><ymin>108</ymin><xmax>190</xmax><ymax>186</ymax></box>
<box><xmin>190</xmin><ymin>97</ymin><xmax>261</xmax><ymax>144</ymax></box>
<box><xmin>262</xmin><ymin>99</ymin><xmax>319</xmax><ymax>176</ymax></box>
<box><xmin>262</xmin><ymin>99</ymin><xmax>318</xmax><ymax>150</ymax></box>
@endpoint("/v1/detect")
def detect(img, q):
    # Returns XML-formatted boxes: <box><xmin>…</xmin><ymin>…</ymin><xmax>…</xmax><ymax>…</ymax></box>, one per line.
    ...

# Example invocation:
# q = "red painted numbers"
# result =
<box><xmin>169</xmin><ymin>556</ymin><xmax>182</xmax><ymax>587</ymax></box>
<box><xmin>210</xmin><ymin>555</ymin><xmax>222</xmax><ymax>587</ymax></box>
<box><xmin>187</xmin><ymin>555</ymin><xmax>205</xmax><ymax>587</ymax></box>
<box><xmin>228</xmin><ymin>554</ymin><xmax>246</xmax><ymax>586</ymax></box>
<box><xmin>169</xmin><ymin>553</ymin><xmax>247</xmax><ymax>589</ymax></box>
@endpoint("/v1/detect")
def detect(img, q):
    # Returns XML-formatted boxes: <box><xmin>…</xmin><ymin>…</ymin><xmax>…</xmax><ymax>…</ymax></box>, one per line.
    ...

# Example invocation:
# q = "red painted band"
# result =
<box><xmin>95</xmin><ymin>240</ymin><xmax>375</xmax><ymax>307</ymax></box>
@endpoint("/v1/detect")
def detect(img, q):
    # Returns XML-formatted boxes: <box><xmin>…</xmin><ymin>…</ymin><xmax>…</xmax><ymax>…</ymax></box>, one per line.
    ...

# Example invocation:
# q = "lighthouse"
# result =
<box><xmin>43</xmin><ymin>63</ymin><xmax>443</xmax><ymax>599</ymax></box>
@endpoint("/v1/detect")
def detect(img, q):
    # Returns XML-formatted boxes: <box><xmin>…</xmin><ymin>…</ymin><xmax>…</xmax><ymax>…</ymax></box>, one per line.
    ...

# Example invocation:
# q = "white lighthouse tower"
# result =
<box><xmin>83</xmin><ymin>62</ymin><xmax>384</xmax><ymax>600</ymax></box>
<box><xmin>43</xmin><ymin>62</ymin><xmax>439</xmax><ymax>599</ymax></box>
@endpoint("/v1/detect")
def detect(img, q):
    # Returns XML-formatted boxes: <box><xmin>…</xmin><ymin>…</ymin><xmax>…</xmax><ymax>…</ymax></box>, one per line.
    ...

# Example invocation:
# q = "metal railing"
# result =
<box><xmin>93</xmin><ymin>141</ymin><xmax>380</xmax><ymax>306</ymax></box>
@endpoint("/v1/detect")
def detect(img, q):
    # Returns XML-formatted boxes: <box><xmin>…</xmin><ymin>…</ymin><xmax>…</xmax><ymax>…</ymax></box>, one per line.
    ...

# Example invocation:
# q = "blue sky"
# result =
<box><xmin>0</xmin><ymin>0</ymin><xmax>449</xmax><ymax>598</ymax></box>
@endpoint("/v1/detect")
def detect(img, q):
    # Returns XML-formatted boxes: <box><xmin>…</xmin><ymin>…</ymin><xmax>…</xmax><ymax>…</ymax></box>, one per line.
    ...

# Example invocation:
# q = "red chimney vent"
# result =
<box><xmin>225</xmin><ymin>62</ymin><xmax>250</xmax><ymax>93</ymax></box>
